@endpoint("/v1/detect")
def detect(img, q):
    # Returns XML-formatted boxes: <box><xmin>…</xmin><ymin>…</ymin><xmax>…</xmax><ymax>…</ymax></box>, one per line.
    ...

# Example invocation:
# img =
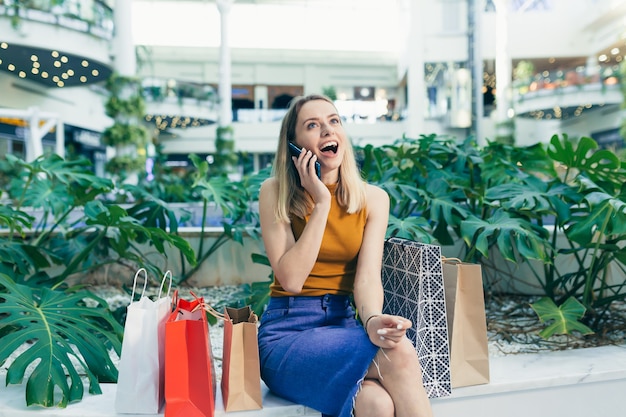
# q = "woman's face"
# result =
<box><xmin>293</xmin><ymin>99</ymin><xmax>346</xmax><ymax>177</ymax></box>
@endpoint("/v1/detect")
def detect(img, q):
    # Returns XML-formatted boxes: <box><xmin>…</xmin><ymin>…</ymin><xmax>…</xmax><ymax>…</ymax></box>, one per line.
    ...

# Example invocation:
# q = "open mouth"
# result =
<box><xmin>320</xmin><ymin>142</ymin><xmax>338</xmax><ymax>154</ymax></box>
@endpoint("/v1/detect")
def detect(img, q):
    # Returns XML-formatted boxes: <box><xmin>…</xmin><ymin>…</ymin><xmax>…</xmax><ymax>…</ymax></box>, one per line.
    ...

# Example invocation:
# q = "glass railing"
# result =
<box><xmin>513</xmin><ymin>63</ymin><xmax>621</xmax><ymax>97</ymax></box>
<box><xmin>141</xmin><ymin>78</ymin><xmax>217</xmax><ymax>110</ymax></box>
<box><xmin>0</xmin><ymin>0</ymin><xmax>114</xmax><ymax>40</ymax></box>
<box><xmin>235</xmin><ymin>99</ymin><xmax>401</xmax><ymax>124</ymax></box>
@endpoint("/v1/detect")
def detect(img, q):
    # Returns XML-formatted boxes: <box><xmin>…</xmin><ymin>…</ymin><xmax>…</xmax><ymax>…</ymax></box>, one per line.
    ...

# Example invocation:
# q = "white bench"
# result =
<box><xmin>2</xmin><ymin>345</ymin><xmax>626</xmax><ymax>417</ymax></box>
<box><xmin>0</xmin><ymin>377</ymin><xmax>320</xmax><ymax>417</ymax></box>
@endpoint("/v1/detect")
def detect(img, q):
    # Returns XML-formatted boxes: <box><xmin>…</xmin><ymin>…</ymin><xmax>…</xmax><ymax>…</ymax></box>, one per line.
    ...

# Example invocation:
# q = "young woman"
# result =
<box><xmin>257</xmin><ymin>94</ymin><xmax>433</xmax><ymax>417</ymax></box>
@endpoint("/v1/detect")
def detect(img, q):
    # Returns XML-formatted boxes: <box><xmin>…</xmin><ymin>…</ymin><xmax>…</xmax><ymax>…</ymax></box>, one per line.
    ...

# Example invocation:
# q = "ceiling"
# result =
<box><xmin>0</xmin><ymin>41</ymin><xmax>111</xmax><ymax>88</ymax></box>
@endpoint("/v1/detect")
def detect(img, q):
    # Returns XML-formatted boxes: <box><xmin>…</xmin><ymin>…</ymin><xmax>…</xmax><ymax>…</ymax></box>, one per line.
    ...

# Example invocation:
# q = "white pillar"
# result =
<box><xmin>406</xmin><ymin>0</ymin><xmax>426</xmax><ymax>139</ymax></box>
<box><xmin>27</xmin><ymin>107</ymin><xmax>43</xmax><ymax>162</ymax></box>
<box><xmin>469</xmin><ymin>0</ymin><xmax>484</xmax><ymax>144</ymax></box>
<box><xmin>254</xmin><ymin>85</ymin><xmax>268</xmax><ymax>110</ymax></box>
<box><xmin>56</xmin><ymin>120</ymin><xmax>65</xmax><ymax>158</ymax></box>
<box><xmin>24</xmin><ymin>107</ymin><xmax>58</xmax><ymax>161</ymax></box>
<box><xmin>494</xmin><ymin>0</ymin><xmax>512</xmax><ymax>129</ymax></box>
<box><xmin>113</xmin><ymin>0</ymin><xmax>136</xmax><ymax>76</ymax></box>
<box><xmin>217</xmin><ymin>0</ymin><xmax>234</xmax><ymax>127</ymax></box>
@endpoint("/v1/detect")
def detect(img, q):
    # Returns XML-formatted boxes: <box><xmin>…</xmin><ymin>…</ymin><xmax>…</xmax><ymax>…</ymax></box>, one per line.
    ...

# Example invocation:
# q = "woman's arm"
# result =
<box><xmin>258</xmin><ymin>178</ymin><xmax>331</xmax><ymax>294</ymax></box>
<box><xmin>353</xmin><ymin>184</ymin><xmax>389</xmax><ymax>322</ymax></box>
<box><xmin>353</xmin><ymin>184</ymin><xmax>410</xmax><ymax>347</ymax></box>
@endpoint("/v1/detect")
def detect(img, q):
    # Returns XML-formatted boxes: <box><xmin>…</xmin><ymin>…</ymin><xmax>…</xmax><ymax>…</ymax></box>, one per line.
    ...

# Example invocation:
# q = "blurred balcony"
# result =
<box><xmin>512</xmin><ymin>63</ymin><xmax>622</xmax><ymax>121</ymax></box>
<box><xmin>142</xmin><ymin>78</ymin><xmax>218</xmax><ymax>132</ymax></box>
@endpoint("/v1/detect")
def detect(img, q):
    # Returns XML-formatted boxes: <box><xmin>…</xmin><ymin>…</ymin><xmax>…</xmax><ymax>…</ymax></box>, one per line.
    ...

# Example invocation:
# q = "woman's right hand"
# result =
<box><xmin>366</xmin><ymin>314</ymin><xmax>412</xmax><ymax>348</ymax></box>
<box><xmin>292</xmin><ymin>148</ymin><xmax>329</xmax><ymax>204</ymax></box>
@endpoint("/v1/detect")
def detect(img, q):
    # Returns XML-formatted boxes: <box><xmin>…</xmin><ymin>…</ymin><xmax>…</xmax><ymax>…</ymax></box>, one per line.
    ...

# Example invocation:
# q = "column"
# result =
<box><xmin>469</xmin><ymin>0</ymin><xmax>484</xmax><ymax>144</ymax></box>
<box><xmin>27</xmin><ymin>107</ymin><xmax>42</xmax><ymax>162</ymax></box>
<box><xmin>494</xmin><ymin>0</ymin><xmax>513</xmax><ymax>138</ymax></box>
<box><xmin>406</xmin><ymin>0</ymin><xmax>425</xmax><ymax>139</ymax></box>
<box><xmin>217</xmin><ymin>0</ymin><xmax>234</xmax><ymax>127</ymax></box>
<box><xmin>113</xmin><ymin>0</ymin><xmax>136</xmax><ymax>76</ymax></box>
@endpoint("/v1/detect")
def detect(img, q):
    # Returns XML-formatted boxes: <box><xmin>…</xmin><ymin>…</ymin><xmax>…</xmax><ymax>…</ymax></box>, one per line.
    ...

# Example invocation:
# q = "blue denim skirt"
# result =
<box><xmin>258</xmin><ymin>294</ymin><xmax>379</xmax><ymax>417</ymax></box>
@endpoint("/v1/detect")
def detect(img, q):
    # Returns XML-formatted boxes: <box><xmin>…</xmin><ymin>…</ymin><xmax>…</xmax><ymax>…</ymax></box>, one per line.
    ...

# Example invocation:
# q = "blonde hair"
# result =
<box><xmin>273</xmin><ymin>94</ymin><xmax>367</xmax><ymax>223</ymax></box>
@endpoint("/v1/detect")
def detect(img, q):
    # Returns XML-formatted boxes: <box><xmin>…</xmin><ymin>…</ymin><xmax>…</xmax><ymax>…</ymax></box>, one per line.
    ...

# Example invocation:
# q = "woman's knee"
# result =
<box><xmin>354</xmin><ymin>380</ymin><xmax>394</xmax><ymax>417</ymax></box>
<box><xmin>386</xmin><ymin>337</ymin><xmax>420</xmax><ymax>367</ymax></box>
<box><xmin>370</xmin><ymin>338</ymin><xmax>421</xmax><ymax>382</ymax></box>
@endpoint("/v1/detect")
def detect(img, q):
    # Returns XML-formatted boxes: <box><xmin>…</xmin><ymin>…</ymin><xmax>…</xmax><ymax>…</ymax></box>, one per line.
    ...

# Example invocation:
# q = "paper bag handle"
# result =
<box><xmin>442</xmin><ymin>257</ymin><xmax>463</xmax><ymax>264</ymax></box>
<box><xmin>130</xmin><ymin>268</ymin><xmax>148</xmax><ymax>301</ymax></box>
<box><xmin>157</xmin><ymin>270</ymin><xmax>173</xmax><ymax>299</ymax></box>
<box><xmin>185</xmin><ymin>291</ymin><xmax>224</xmax><ymax>319</ymax></box>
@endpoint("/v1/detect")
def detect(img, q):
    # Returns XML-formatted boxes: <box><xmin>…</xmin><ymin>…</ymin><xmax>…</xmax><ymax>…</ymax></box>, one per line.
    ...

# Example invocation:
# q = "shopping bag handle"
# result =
<box><xmin>442</xmin><ymin>257</ymin><xmax>463</xmax><ymax>264</ymax></box>
<box><xmin>191</xmin><ymin>295</ymin><xmax>226</xmax><ymax>320</ymax></box>
<box><xmin>185</xmin><ymin>291</ymin><xmax>226</xmax><ymax>320</ymax></box>
<box><xmin>130</xmin><ymin>268</ymin><xmax>148</xmax><ymax>301</ymax></box>
<box><xmin>157</xmin><ymin>270</ymin><xmax>173</xmax><ymax>299</ymax></box>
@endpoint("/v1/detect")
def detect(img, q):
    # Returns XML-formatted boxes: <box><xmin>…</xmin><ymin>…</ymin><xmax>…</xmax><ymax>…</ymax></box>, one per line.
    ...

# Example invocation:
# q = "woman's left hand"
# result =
<box><xmin>366</xmin><ymin>314</ymin><xmax>412</xmax><ymax>348</ymax></box>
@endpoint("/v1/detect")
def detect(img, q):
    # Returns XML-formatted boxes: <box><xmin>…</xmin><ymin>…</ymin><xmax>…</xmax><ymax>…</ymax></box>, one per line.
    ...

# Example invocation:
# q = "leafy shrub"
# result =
<box><xmin>359</xmin><ymin>133</ymin><xmax>626</xmax><ymax>334</ymax></box>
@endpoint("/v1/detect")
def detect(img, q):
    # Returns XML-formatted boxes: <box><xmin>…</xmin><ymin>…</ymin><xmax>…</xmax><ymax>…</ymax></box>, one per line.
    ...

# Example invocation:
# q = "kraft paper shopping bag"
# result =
<box><xmin>221</xmin><ymin>306</ymin><xmax>262</xmax><ymax>412</ymax></box>
<box><xmin>442</xmin><ymin>258</ymin><xmax>490</xmax><ymax>388</ymax></box>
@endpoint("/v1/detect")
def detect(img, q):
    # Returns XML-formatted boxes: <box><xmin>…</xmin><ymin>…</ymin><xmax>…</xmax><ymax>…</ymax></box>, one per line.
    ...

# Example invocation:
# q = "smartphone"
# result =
<box><xmin>288</xmin><ymin>142</ymin><xmax>322</xmax><ymax>179</ymax></box>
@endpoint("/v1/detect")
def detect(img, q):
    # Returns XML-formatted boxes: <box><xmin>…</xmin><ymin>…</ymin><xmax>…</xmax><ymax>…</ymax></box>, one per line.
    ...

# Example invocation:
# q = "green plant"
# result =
<box><xmin>0</xmin><ymin>275</ymin><xmax>123</xmax><ymax>407</ymax></box>
<box><xmin>213</xmin><ymin>125</ymin><xmax>239</xmax><ymax>176</ymax></box>
<box><xmin>322</xmin><ymin>86</ymin><xmax>337</xmax><ymax>100</ymax></box>
<box><xmin>175</xmin><ymin>155</ymin><xmax>268</xmax><ymax>284</ymax></box>
<box><xmin>357</xmin><ymin>133</ymin><xmax>626</xmax><ymax>336</ymax></box>
<box><xmin>103</xmin><ymin>73</ymin><xmax>151</xmax><ymax>177</ymax></box>
<box><xmin>102</xmin><ymin>123</ymin><xmax>149</xmax><ymax>148</ymax></box>
<box><xmin>0</xmin><ymin>154</ymin><xmax>196</xmax><ymax>407</ymax></box>
<box><xmin>530</xmin><ymin>297</ymin><xmax>594</xmax><ymax>339</ymax></box>
<box><xmin>513</xmin><ymin>60</ymin><xmax>534</xmax><ymax>82</ymax></box>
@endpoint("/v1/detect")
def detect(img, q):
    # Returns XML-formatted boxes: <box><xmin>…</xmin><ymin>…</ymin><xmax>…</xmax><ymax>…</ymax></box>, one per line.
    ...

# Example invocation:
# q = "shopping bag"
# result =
<box><xmin>221</xmin><ymin>306</ymin><xmax>263</xmax><ymax>412</ymax></box>
<box><xmin>381</xmin><ymin>237</ymin><xmax>451</xmax><ymax>398</ymax></box>
<box><xmin>442</xmin><ymin>258</ymin><xmax>490</xmax><ymax>388</ymax></box>
<box><xmin>115</xmin><ymin>269</ymin><xmax>173</xmax><ymax>414</ymax></box>
<box><xmin>164</xmin><ymin>291</ymin><xmax>216</xmax><ymax>417</ymax></box>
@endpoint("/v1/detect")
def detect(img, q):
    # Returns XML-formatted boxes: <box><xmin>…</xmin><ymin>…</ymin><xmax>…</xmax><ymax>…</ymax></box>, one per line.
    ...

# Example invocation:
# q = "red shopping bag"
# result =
<box><xmin>164</xmin><ymin>291</ymin><xmax>216</xmax><ymax>417</ymax></box>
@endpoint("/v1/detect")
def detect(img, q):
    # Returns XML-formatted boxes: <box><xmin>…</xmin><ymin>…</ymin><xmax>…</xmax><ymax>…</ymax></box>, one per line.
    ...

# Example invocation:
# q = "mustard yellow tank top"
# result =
<box><xmin>270</xmin><ymin>183</ymin><xmax>367</xmax><ymax>297</ymax></box>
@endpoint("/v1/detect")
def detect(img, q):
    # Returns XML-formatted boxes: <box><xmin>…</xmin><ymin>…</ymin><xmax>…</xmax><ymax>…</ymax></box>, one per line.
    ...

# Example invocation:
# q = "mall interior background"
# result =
<box><xmin>0</xmin><ymin>0</ymin><xmax>624</xmax><ymax>177</ymax></box>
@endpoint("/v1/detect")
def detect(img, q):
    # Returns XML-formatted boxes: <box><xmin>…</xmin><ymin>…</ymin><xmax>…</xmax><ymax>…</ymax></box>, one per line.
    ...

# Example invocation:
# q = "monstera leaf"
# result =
<box><xmin>0</xmin><ymin>274</ymin><xmax>123</xmax><ymax>408</ymax></box>
<box><xmin>486</xmin><ymin>177</ymin><xmax>576</xmax><ymax>223</ymax></box>
<box><xmin>566</xmin><ymin>188</ymin><xmax>626</xmax><ymax>245</ymax></box>
<box><xmin>547</xmin><ymin>134</ymin><xmax>623</xmax><ymax>189</ymax></box>
<box><xmin>386</xmin><ymin>214</ymin><xmax>436</xmax><ymax>244</ymax></box>
<box><xmin>530</xmin><ymin>296</ymin><xmax>594</xmax><ymax>339</ymax></box>
<box><xmin>460</xmin><ymin>210</ymin><xmax>549</xmax><ymax>262</ymax></box>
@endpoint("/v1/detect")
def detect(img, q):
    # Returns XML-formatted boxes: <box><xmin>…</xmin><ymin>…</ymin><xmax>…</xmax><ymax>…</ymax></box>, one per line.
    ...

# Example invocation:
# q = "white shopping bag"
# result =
<box><xmin>115</xmin><ymin>269</ymin><xmax>173</xmax><ymax>414</ymax></box>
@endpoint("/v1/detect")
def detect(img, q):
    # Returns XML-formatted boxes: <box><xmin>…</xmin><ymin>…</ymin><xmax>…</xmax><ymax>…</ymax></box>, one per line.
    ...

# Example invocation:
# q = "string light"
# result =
<box><xmin>0</xmin><ymin>42</ymin><xmax>110</xmax><ymax>87</ymax></box>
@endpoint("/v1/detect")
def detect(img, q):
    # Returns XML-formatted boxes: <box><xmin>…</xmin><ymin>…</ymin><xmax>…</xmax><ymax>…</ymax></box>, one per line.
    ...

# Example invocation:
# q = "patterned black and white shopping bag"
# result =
<box><xmin>382</xmin><ymin>237</ymin><xmax>451</xmax><ymax>398</ymax></box>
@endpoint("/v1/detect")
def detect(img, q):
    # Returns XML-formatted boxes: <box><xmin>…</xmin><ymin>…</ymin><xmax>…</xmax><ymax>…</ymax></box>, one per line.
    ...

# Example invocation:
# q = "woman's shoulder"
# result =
<box><xmin>260</xmin><ymin>177</ymin><xmax>279</xmax><ymax>194</ymax></box>
<box><xmin>365</xmin><ymin>183</ymin><xmax>388</xmax><ymax>199</ymax></box>
<box><xmin>364</xmin><ymin>183</ymin><xmax>389</xmax><ymax>212</ymax></box>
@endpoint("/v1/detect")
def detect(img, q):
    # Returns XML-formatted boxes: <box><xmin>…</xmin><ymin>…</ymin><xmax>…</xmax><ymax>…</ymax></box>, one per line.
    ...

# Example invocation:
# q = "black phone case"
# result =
<box><xmin>288</xmin><ymin>142</ymin><xmax>321</xmax><ymax>179</ymax></box>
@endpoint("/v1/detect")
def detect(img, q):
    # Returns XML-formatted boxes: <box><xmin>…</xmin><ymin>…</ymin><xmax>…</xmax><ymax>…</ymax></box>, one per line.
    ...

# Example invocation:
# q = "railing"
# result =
<box><xmin>142</xmin><ymin>78</ymin><xmax>217</xmax><ymax>106</ymax></box>
<box><xmin>0</xmin><ymin>0</ymin><xmax>114</xmax><ymax>39</ymax></box>
<box><xmin>140</xmin><ymin>78</ymin><xmax>404</xmax><ymax>125</ymax></box>
<box><xmin>235</xmin><ymin>99</ymin><xmax>403</xmax><ymax>124</ymax></box>
<box><xmin>512</xmin><ymin>63</ymin><xmax>621</xmax><ymax>98</ymax></box>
